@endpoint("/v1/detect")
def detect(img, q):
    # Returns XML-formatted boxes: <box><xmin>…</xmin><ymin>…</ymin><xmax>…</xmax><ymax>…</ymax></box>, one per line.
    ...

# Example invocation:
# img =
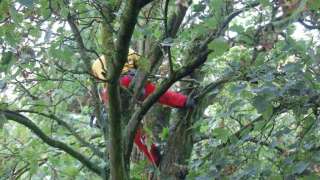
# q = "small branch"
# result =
<box><xmin>0</xmin><ymin>110</ymin><xmax>103</xmax><ymax>176</ymax></box>
<box><xmin>138</xmin><ymin>16</ymin><xmax>165</xmax><ymax>21</ymax></box>
<box><xmin>195</xmin><ymin>72</ymin><xmax>238</xmax><ymax>100</ymax></box>
<box><xmin>201</xmin><ymin>2</ymin><xmax>260</xmax><ymax>49</ymax></box>
<box><xmin>298</xmin><ymin>18</ymin><xmax>320</xmax><ymax>30</ymax></box>
<box><xmin>67</xmin><ymin>13</ymin><xmax>91</xmax><ymax>65</ymax></box>
<box><xmin>148</xmin><ymin>74</ymin><xmax>201</xmax><ymax>84</ymax></box>
<box><xmin>164</xmin><ymin>0</ymin><xmax>174</xmax><ymax>76</ymax></box>
<box><xmin>248</xmin><ymin>138</ymin><xmax>285</xmax><ymax>154</ymax></box>
<box><xmin>201</xmin><ymin>106</ymin><xmax>286</xmax><ymax>165</ymax></box>
<box><xmin>66</xmin><ymin>9</ymin><xmax>109</xmax><ymax>156</ymax></box>
<box><xmin>15</xmin><ymin>79</ymin><xmax>39</xmax><ymax>100</ymax></box>
<box><xmin>130</xmin><ymin>1</ymin><xmax>190</xmax><ymax>113</ymax></box>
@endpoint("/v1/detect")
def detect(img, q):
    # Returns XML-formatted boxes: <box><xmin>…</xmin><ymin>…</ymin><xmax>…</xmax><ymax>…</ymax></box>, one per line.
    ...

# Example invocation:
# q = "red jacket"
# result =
<box><xmin>118</xmin><ymin>75</ymin><xmax>187</xmax><ymax>108</ymax></box>
<box><xmin>101</xmin><ymin>75</ymin><xmax>188</xmax><ymax>166</ymax></box>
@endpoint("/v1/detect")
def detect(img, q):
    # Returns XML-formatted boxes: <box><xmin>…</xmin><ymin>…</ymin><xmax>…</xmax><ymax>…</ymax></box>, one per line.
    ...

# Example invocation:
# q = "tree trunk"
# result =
<box><xmin>159</xmin><ymin>59</ymin><xmax>208</xmax><ymax>179</ymax></box>
<box><xmin>107</xmin><ymin>83</ymin><xmax>128</xmax><ymax>180</ymax></box>
<box><xmin>160</xmin><ymin>109</ymin><xmax>195</xmax><ymax>179</ymax></box>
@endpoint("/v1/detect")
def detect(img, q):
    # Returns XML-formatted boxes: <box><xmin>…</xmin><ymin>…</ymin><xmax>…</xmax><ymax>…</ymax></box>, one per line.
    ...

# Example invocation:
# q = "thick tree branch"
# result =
<box><xmin>101</xmin><ymin>0</ymin><xmax>152</xmax><ymax>178</ymax></box>
<box><xmin>67</xmin><ymin>13</ymin><xmax>109</xmax><ymax>172</ymax></box>
<box><xmin>111</xmin><ymin>1</ymin><xmax>145</xmax><ymax>79</ymax></box>
<box><xmin>124</xmin><ymin>48</ymin><xmax>210</xmax><ymax>161</ymax></box>
<box><xmin>124</xmin><ymin>1</ymin><xmax>260</xmax><ymax>164</ymax></box>
<box><xmin>0</xmin><ymin>110</ymin><xmax>103</xmax><ymax>176</ymax></box>
<box><xmin>15</xmin><ymin>110</ymin><xmax>104</xmax><ymax>159</ymax></box>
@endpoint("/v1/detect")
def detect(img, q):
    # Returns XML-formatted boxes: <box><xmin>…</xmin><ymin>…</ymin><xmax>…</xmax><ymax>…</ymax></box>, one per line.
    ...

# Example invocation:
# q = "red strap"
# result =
<box><xmin>134</xmin><ymin>129</ymin><xmax>155</xmax><ymax>164</ymax></box>
<box><xmin>134</xmin><ymin>128</ymin><xmax>160</xmax><ymax>166</ymax></box>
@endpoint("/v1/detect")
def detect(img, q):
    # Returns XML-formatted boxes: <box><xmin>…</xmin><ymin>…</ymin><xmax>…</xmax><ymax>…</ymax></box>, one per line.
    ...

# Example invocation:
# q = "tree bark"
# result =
<box><xmin>102</xmin><ymin>0</ymin><xmax>152</xmax><ymax>178</ymax></box>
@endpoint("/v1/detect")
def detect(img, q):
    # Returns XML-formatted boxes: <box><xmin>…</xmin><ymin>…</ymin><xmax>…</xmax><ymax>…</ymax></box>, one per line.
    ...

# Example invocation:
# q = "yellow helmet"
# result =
<box><xmin>91</xmin><ymin>48</ymin><xmax>140</xmax><ymax>80</ymax></box>
<box><xmin>91</xmin><ymin>55</ymin><xmax>107</xmax><ymax>80</ymax></box>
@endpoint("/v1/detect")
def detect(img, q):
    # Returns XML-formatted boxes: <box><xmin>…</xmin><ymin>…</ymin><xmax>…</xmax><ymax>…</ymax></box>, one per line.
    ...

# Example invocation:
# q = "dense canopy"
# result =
<box><xmin>1</xmin><ymin>0</ymin><xmax>320</xmax><ymax>179</ymax></box>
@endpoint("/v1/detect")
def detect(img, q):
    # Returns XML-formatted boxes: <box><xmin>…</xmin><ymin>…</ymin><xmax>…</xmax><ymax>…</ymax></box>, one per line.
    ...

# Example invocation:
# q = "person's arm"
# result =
<box><xmin>120</xmin><ymin>75</ymin><xmax>192</xmax><ymax>108</ymax></box>
<box><xmin>144</xmin><ymin>82</ymin><xmax>188</xmax><ymax>108</ymax></box>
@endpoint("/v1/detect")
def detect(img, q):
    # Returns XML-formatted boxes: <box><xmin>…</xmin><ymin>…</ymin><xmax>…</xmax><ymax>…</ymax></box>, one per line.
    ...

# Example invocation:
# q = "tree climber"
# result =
<box><xmin>92</xmin><ymin>49</ymin><xmax>194</xmax><ymax>108</ymax></box>
<box><xmin>91</xmin><ymin>48</ymin><xmax>194</xmax><ymax>166</ymax></box>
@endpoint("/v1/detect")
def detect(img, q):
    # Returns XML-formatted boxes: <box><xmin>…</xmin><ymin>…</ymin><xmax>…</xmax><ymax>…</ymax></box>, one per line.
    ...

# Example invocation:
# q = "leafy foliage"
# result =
<box><xmin>1</xmin><ymin>0</ymin><xmax>320</xmax><ymax>179</ymax></box>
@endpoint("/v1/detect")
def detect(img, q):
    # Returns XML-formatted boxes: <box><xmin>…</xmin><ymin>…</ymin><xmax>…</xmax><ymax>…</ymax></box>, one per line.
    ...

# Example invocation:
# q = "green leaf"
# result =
<box><xmin>212</xmin><ymin>127</ymin><xmax>231</xmax><ymax>142</ymax></box>
<box><xmin>230</xmin><ymin>83</ymin><xmax>247</xmax><ymax>94</ymax></box>
<box><xmin>206</xmin><ymin>17</ymin><xmax>218</xmax><ymax>28</ymax></box>
<box><xmin>0</xmin><ymin>51</ymin><xmax>16</xmax><ymax>72</ymax></box>
<box><xmin>0</xmin><ymin>0</ymin><xmax>10</xmax><ymax>21</ymax></box>
<box><xmin>211</xmin><ymin>0</ymin><xmax>223</xmax><ymax>16</ymax></box>
<box><xmin>299</xmin><ymin>174</ymin><xmax>320</xmax><ymax>180</ymax></box>
<box><xmin>0</xmin><ymin>113</ymin><xmax>8</xmax><ymax>129</ymax></box>
<box><xmin>239</xmin><ymin>127</ymin><xmax>252</xmax><ymax>140</ymax></box>
<box><xmin>229</xmin><ymin>25</ymin><xmax>244</xmax><ymax>33</ymax></box>
<box><xmin>160</xmin><ymin>127</ymin><xmax>169</xmax><ymax>140</ymax></box>
<box><xmin>0</xmin><ymin>102</ymin><xmax>8</xmax><ymax>110</ymax></box>
<box><xmin>254</xmin><ymin>121</ymin><xmax>267</xmax><ymax>131</ymax></box>
<box><xmin>64</xmin><ymin>166</ymin><xmax>79</xmax><ymax>177</ymax></box>
<box><xmin>39</xmin><ymin>0</ymin><xmax>50</xmax><ymax>17</ymax></box>
<box><xmin>193</xmin><ymin>4</ymin><xmax>206</xmax><ymax>12</ymax></box>
<box><xmin>29</xmin><ymin>27</ymin><xmax>41</xmax><ymax>38</ymax></box>
<box><xmin>29</xmin><ymin>158</ymin><xmax>39</xmax><ymax>176</ymax></box>
<box><xmin>4</xmin><ymin>24</ymin><xmax>21</xmax><ymax>46</ymax></box>
<box><xmin>260</xmin><ymin>0</ymin><xmax>270</xmax><ymax>7</ymax></box>
<box><xmin>307</xmin><ymin>0</ymin><xmax>320</xmax><ymax>11</ymax></box>
<box><xmin>252</xmin><ymin>95</ymin><xmax>273</xmax><ymax>119</ymax></box>
<box><xmin>262</xmin><ymin>104</ymin><xmax>273</xmax><ymax>120</ymax></box>
<box><xmin>270</xmin><ymin>175</ymin><xmax>282</xmax><ymax>180</ymax></box>
<box><xmin>9</xmin><ymin>7</ymin><xmax>23</xmax><ymax>24</ymax></box>
<box><xmin>292</xmin><ymin>161</ymin><xmax>310</xmax><ymax>175</ymax></box>
<box><xmin>60</xmin><ymin>7</ymin><xmax>69</xmax><ymax>18</ymax></box>
<box><xmin>1</xmin><ymin>51</ymin><xmax>14</xmax><ymax>65</ymax></box>
<box><xmin>208</xmin><ymin>37</ymin><xmax>229</xmax><ymax>57</ymax></box>
<box><xmin>229</xmin><ymin>135</ymin><xmax>239</xmax><ymax>144</ymax></box>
